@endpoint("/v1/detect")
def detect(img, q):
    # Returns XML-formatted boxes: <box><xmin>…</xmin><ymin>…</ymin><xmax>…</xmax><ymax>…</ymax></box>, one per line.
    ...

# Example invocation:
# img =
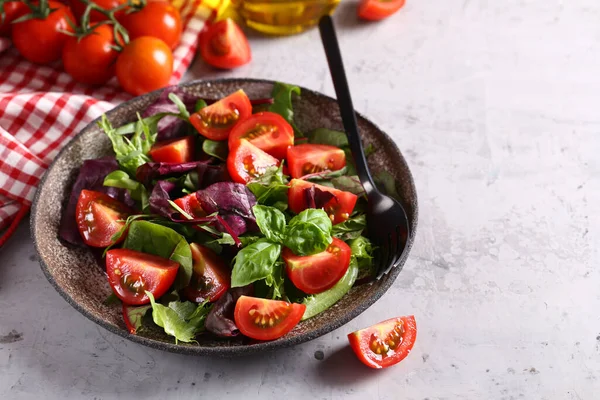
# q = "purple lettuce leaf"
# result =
<box><xmin>304</xmin><ymin>184</ymin><xmax>336</xmax><ymax>209</ymax></box>
<box><xmin>136</xmin><ymin>161</ymin><xmax>210</xmax><ymax>187</ymax></box>
<box><xmin>142</xmin><ymin>87</ymin><xmax>198</xmax><ymax>141</ymax></box>
<box><xmin>196</xmin><ymin>163</ymin><xmax>230</xmax><ymax>189</ymax></box>
<box><xmin>148</xmin><ymin>180</ymin><xmax>178</xmax><ymax>218</ymax></box>
<box><xmin>205</xmin><ymin>285</ymin><xmax>254</xmax><ymax>337</ymax></box>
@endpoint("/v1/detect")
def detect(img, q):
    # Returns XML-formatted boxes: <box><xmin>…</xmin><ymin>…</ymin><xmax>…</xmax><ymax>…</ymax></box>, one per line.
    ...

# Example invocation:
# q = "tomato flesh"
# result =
<box><xmin>190</xmin><ymin>90</ymin><xmax>252</xmax><ymax>141</ymax></box>
<box><xmin>288</xmin><ymin>179</ymin><xmax>358</xmax><ymax>224</ymax></box>
<box><xmin>234</xmin><ymin>296</ymin><xmax>306</xmax><ymax>341</ymax></box>
<box><xmin>75</xmin><ymin>190</ymin><xmax>131</xmax><ymax>247</ymax></box>
<box><xmin>106</xmin><ymin>249</ymin><xmax>179</xmax><ymax>305</ymax></box>
<box><xmin>287</xmin><ymin>144</ymin><xmax>346</xmax><ymax>179</ymax></box>
<box><xmin>358</xmin><ymin>0</ymin><xmax>405</xmax><ymax>21</ymax></box>
<box><xmin>227</xmin><ymin>139</ymin><xmax>280</xmax><ymax>184</ymax></box>
<box><xmin>283</xmin><ymin>237</ymin><xmax>351</xmax><ymax>294</ymax></box>
<box><xmin>173</xmin><ymin>192</ymin><xmax>205</xmax><ymax>218</ymax></box>
<box><xmin>348</xmin><ymin>316</ymin><xmax>417</xmax><ymax>369</ymax></box>
<box><xmin>182</xmin><ymin>243</ymin><xmax>230</xmax><ymax>303</ymax></box>
<box><xmin>200</xmin><ymin>19</ymin><xmax>251</xmax><ymax>69</ymax></box>
<box><xmin>148</xmin><ymin>136</ymin><xmax>194</xmax><ymax>163</ymax></box>
<box><xmin>228</xmin><ymin>112</ymin><xmax>294</xmax><ymax>160</ymax></box>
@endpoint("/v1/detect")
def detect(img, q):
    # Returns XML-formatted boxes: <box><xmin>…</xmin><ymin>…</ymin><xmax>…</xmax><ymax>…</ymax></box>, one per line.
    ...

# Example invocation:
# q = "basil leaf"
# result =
<box><xmin>146</xmin><ymin>292</ymin><xmax>211</xmax><ymax>343</ymax></box>
<box><xmin>124</xmin><ymin>221</ymin><xmax>193</xmax><ymax>289</ymax></box>
<box><xmin>231</xmin><ymin>239</ymin><xmax>282</xmax><ymax>287</ymax></box>
<box><xmin>269</xmin><ymin>82</ymin><xmax>303</xmax><ymax>136</ymax></box>
<box><xmin>103</xmin><ymin>214</ymin><xmax>153</xmax><ymax>256</ymax></box>
<box><xmin>202</xmin><ymin>139</ymin><xmax>228</xmax><ymax>161</ymax></box>
<box><xmin>283</xmin><ymin>209</ymin><xmax>333</xmax><ymax>256</ymax></box>
<box><xmin>307</xmin><ymin>128</ymin><xmax>348</xmax><ymax>148</ymax></box>
<box><xmin>247</xmin><ymin>165</ymin><xmax>289</xmax><ymax>211</ymax></box>
<box><xmin>332</xmin><ymin>214</ymin><xmax>366</xmax><ymax>241</ymax></box>
<box><xmin>373</xmin><ymin>170</ymin><xmax>402</xmax><ymax>202</ymax></box>
<box><xmin>253</xmin><ymin>205</ymin><xmax>286</xmax><ymax>243</ymax></box>
<box><xmin>350</xmin><ymin>236</ymin><xmax>375</xmax><ymax>280</ymax></box>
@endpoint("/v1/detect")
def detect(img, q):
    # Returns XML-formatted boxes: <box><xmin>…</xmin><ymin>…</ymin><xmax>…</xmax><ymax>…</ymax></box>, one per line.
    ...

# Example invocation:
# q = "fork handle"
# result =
<box><xmin>318</xmin><ymin>15</ymin><xmax>375</xmax><ymax>195</ymax></box>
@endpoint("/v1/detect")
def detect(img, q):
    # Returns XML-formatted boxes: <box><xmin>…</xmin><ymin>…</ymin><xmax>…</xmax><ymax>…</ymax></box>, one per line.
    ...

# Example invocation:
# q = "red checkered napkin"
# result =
<box><xmin>0</xmin><ymin>0</ymin><xmax>207</xmax><ymax>245</ymax></box>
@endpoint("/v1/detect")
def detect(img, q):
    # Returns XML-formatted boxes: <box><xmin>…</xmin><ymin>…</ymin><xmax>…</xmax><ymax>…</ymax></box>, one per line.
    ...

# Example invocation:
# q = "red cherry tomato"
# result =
<box><xmin>283</xmin><ymin>237</ymin><xmax>351</xmax><ymax>294</ymax></box>
<box><xmin>173</xmin><ymin>192</ymin><xmax>205</xmax><ymax>218</ymax></box>
<box><xmin>287</xmin><ymin>144</ymin><xmax>346</xmax><ymax>179</ymax></box>
<box><xmin>0</xmin><ymin>2</ymin><xmax>29</xmax><ymax>36</ymax></box>
<box><xmin>120</xmin><ymin>1</ymin><xmax>182</xmax><ymax>50</ymax></box>
<box><xmin>182</xmin><ymin>243</ymin><xmax>230</xmax><ymax>303</ymax></box>
<box><xmin>189</xmin><ymin>90</ymin><xmax>252</xmax><ymax>141</ymax></box>
<box><xmin>358</xmin><ymin>0</ymin><xmax>405</xmax><ymax>21</ymax></box>
<box><xmin>75</xmin><ymin>189</ymin><xmax>131</xmax><ymax>247</ymax></box>
<box><xmin>228</xmin><ymin>112</ymin><xmax>294</xmax><ymax>160</ymax></box>
<box><xmin>288</xmin><ymin>179</ymin><xmax>358</xmax><ymax>224</ymax></box>
<box><xmin>200</xmin><ymin>18</ymin><xmax>251</xmax><ymax>69</ymax></box>
<box><xmin>116</xmin><ymin>36</ymin><xmax>173</xmax><ymax>96</ymax></box>
<box><xmin>227</xmin><ymin>139</ymin><xmax>280</xmax><ymax>184</ymax></box>
<box><xmin>234</xmin><ymin>296</ymin><xmax>306</xmax><ymax>341</ymax></box>
<box><xmin>62</xmin><ymin>24</ymin><xmax>118</xmax><ymax>85</ymax></box>
<box><xmin>148</xmin><ymin>136</ymin><xmax>194</xmax><ymax>163</ymax></box>
<box><xmin>348</xmin><ymin>316</ymin><xmax>417</xmax><ymax>369</ymax></box>
<box><xmin>69</xmin><ymin>0</ymin><xmax>127</xmax><ymax>23</ymax></box>
<box><xmin>106</xmin><ymin>248</ymin><xmax>179</xmax><ymax>305</ymax></box>
<box><xmin>12</xmin><ymin>1</ymin><xmax>75</xmax><ymax>64</ymax></box>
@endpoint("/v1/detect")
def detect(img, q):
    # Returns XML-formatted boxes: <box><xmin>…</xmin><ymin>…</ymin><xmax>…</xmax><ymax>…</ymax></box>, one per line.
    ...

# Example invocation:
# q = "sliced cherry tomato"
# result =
<box><xmin>189</xmin><ymin>89</ymin><xmax>252</xmax><ymax>141</ymax></box>
<box><xmin>234</xmin><ymin>296</ymin><xmax>306</xmax><ymax>341</ymax></box>
<box><xmin>0</xmin><ymin>2</ymin><xmax>29</xmax><ymax>36</ymax></box>
<box><xmin>200</xmin><ymin>18</ymin><xmax>251</xmax><ymax>69</ymax></box>
<box><xmin>70</xmin><ymin>0</ymin><xmax>127</xmax><ymax>23</ymax></box>
<box><xmin>182</xmin><ymin>243</ymin><xmax>230</xmax><ymax>303</ymax></box>
<box><xmin>75</xmin><ymin>189</ymin><xmax>131</xmax><ymax>247</ymax></box>
<box><xmin>148</xmin><ymin>136</ymin><xmax>194</xmax><ymax>163</ymax></box>
<box><xmin>116</xmin><ymin>36</ymin><xmax>173</xmax><ymax>96</ymax></box>
<box><xmin>287</xmin><ymin>144</ymin><xmax>346</xmax><ymax>179</ymax></box>
<box><xmin>283</xmin><ymin>237</ymin><xmax>351</xmax><ymax>294</ymax></box>
<box><xmin>173</xmin><ymin>192</ymin><xmax>205</xmax><ymax>218</ymax></box>
<box><xmin>288</xmin><ymin>179</ymin><xmax>358</xmax><ymax>224</ymax></box>
<box><xmin>120</xmin><ymin>1</ymin><xmax>182</xmax><ymax>50</ymax></box>
<box><xmin>62</xmin><ymin>24</ymin><xmax>118</xmax><ymax>85</ymax></box>
<box><xmin>358</xmin><ymin>0</ymin><xmax>405</xmax><ymax>21</ymax></box>
<box><xmin>122</xmin><ymin>303</ymin><xmax>151</xmax><ymax>334</ymax></box>
<box><xmin>228</xmin><ymin>112</ymin><xmax>294</xmax><ymax>160</ymax></box>
<box><xmin>227</xmin><ymin>139</ymin><xmax>280</xmax><ymax>184</ymax></box>
<box><xmin>348</xmin><ymin>316</ymin><xmax>417</xmax><ymax>369</ymax></box>
<box><xmin>12</xmin><ymin>1</ymin><xmax>75</xmax><ymax>64</ymax></box>
<box><xmin>106</xmin><ymin>248</ymin><xmax>179</xmax><ymax>305</ymax></box>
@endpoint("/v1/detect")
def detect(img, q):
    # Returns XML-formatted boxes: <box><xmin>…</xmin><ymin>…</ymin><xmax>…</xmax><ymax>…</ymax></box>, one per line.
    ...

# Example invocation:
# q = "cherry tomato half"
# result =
<box><xmin>106</xmin><ymin>249</ymin><xmax>179</xmax><ymax>305</ymax></box>
<box><xmin>62</xmin><ymin>24</ymin><xmax>119</xmax><ymax>85</ymax></box>
<box><xmin>358</xmin><ymin>0</ymin><xmax>405</xmax><ymax>21</ymax></box>
<box><xmin>200</xmin><ymin>18</ymin><xmax>251</xmax><ymax>69</ymax></box>
<box><xmin>288</xmin><ymin>179</ymin><xmax>358</xmax><ymax>224</ymax></box>
<box><xmin>234</xmin><ymin>296</ymin><xmax>306</xmax><ymax>341</ymax></box>
<box><xmin>0</xmin><ymin>2</ymin><xmax>29</xmax><ymax>37</ymax></box>
<box><xmin>287</xmin><ymin>144</ymin><xmax>346</xmax><ymax>179</ymax></box>
<box><xmin>182</xmin><ymin>243</ymin><xmax>230</xmax><ymax>303</ymax></box>
<box><xmin>348</xmin><ymin>316</ymin><xmax>417</xmax><ymax>369</ymax></box>
<box><xmin>12</xmin><ymin>0</ymin><xmax>75</xmax><ymax>64</ymax></box>
<box><xmin>116</xmin><ymin>36</ymin><xmax>173</xmax><ymax>96</ymax></box>
<box><xmin>70</xmin><ymin>0</ymin><xmax>127</xmax><ymax>23</ymax></box>
<box><xmin>75</xmin><ymin>189</ymin><xmax>131</xmax><ymax>247</ymax></box>
<box><xmin>120</xmin><ymin>1</ymin><xmax>182</xmax><ymax>50</ymax></box>
<box><xmin>190</xmin><ymin>89</ymin><xmax>252</xmax><ymax>141</ymax></box>
<box><xmin>228</xmin><ymin>112</ymin><xmax>294</xmax><ymax>160</ymax></box>
<box><xmin>283</xmin><ymin>237</ymin><xmax>351</xmax><ymax>294</ymax></box>
<box><xmin>227</xmin><ymin>139</ymin><xmax>280</xmax><ymax>184</ymax></box>
<box><xmin>148</xmin><ymin>135</ymin><xmax>194</xmax><ymax>163</ymax></box>
<box><xmin>173</xmin><ymin>192</ymin><xmax>205</xmax><ymax>218</ymax></box>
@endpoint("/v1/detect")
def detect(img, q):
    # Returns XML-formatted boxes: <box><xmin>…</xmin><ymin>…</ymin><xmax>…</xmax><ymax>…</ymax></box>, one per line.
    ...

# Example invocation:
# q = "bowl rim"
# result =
<box><xmin>31</xmin><ymin>77</ymin><xmax>419</xmax><ymax>356</ymax></box>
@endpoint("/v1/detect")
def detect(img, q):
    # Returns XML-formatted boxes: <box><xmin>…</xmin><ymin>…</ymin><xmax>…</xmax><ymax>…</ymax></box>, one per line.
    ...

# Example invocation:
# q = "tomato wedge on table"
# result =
<box><xmin>348</xmin><ymin>316</ymin><xmax>417</xmax><ymax>369</ymax></box>
<box><xmin>358</xmin><ymin>0</ymin><xmax>405</xmax><ymax>21</ymax></box>
<box><xmin>190</xmin><ymin>90</ymin><xmax>252</xmax><ymax>141</ymax></box>
<box><xmin>228</xmin><ymin>112</ymin><xmax>294</xmax><ymax>160</ymax></box>
<box><xmin>287</xmin><ymin>144</ymin><xmax>346</xmax><ymax>179</ymax></box>
<box><xmin>183</xmin><ymin>243</ymin><xmax>230</xmax><ymax>303</ymax></box>
<box><xmin>106</xmin><ymin>249</ymin><xmax>179</xmax><ymax>305</ymax></box>
<box><xmin>288</xmin><ymin>179</ymin><xmax>357</xmax><ymax>224</ymax></box>
<box><xmin>234</xmin><ymin>296</ymin><xmax>306</xmax><ymax>341</ymax></box>
<box><xmin>75</xmin><ymin>190</ymin><xmax>131</xmax><ymax>247</ymax></box>
<box><xmin>173</xmin><ymin>192</ymin><xmax>205</xmax><ymax>218</ymax></box>
<box><xmin>283</xmin><ymin>237</ymin><xmax>351</xmax><ymax>294</ymax></box>
<box><xmin>227</xmin><ymin>139</ymin><xmax>280</xmax><ymax>183</ymax></box>
<box><xmin>148</xmin><ymin>136</ymin><xmax>195</xmax><ymax>163</ymax></box>
<box><xmin>200</xmin><ymin>19</ymin><xmax>251</xmax><ymax>69</ymax></box>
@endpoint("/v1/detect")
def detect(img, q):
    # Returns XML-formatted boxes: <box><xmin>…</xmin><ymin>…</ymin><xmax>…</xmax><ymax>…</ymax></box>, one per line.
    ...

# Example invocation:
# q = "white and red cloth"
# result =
<box><xmin>0</xmin><ymin>0</ymin><xmax>208</xmax><ymax>245</ymax></box>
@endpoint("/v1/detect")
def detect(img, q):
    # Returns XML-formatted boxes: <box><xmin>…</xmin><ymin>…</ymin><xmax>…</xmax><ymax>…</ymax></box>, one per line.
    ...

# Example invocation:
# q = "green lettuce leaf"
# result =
<box><xmin>349</xmin><ymin>235</ymin><xmax>375</xmax><ymax>280</ymax></box>
<box><xmin>269</xmin><ymin>82</ymin><xmax>303</xmax><ymax>136</ymax></box>
<box><xmin>247</xmin><ymin>164</ymin><xmax>289</xmax><ymax>211</ymax></box>
<box><xmin>332</xmin><ymin>214</ymin><xmax>366</xmax><ymax>241</ymax></box>
<box><xmin>146</xmin><ymin>292</ymin><xmax>211</xmax><ymax>343</ymax></box>
<box><xmin>202</xmin><ymin>139</ymin><xmax>228</xmax><ymax>161</ymax></box>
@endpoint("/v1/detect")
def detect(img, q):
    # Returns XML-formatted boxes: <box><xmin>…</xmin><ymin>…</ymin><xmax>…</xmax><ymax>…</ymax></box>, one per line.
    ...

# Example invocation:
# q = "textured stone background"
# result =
<box><xmin>1</xmin><ymin>0</ymin><xmax>599</xmax><ymax>398</ymax></box>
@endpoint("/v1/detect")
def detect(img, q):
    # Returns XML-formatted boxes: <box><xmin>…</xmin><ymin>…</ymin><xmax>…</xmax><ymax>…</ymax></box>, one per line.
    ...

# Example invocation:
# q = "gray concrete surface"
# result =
<box><xmin>2</xmin><ymin>0</ymin><xmax>600</xmax><ymax>398</ymax></box>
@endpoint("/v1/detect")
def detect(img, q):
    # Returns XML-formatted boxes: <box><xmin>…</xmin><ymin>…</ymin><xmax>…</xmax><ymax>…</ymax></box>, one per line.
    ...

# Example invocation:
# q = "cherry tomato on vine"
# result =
<box><xmin>116</xmin><ymin>36</ymin><xmax>173</xmax><ymax>96</ymax></box>
<box><xmin>12</xmin><ymin>1</ymin><xmax>75</xmax><ymax>64</ymax></box>
<box><xmin>120</xmin><ymin>1</ymin><xmax>182</xmax><ymax>50</ymax></box>
<box><xmin>200</xmin><ymin>18</ymin><xmax>251</xmax><ymax>69</ymax></box>
<box><xmin>0</xmin><ymin>2</ymin><xmax>29</xmax><ymax>37</ymax></box>
<box><xmin>69</xmin><ymin>0</ymin><xmax>127</xmax><ymax>23</ymax></box>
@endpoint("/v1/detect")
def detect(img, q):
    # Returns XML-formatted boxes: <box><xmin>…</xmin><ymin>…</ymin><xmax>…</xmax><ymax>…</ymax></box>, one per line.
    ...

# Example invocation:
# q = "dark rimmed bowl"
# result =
<box><xmin>31</xmin><ymin>78</ymin><xmax>418</xmax><ymax>356</ymax></box>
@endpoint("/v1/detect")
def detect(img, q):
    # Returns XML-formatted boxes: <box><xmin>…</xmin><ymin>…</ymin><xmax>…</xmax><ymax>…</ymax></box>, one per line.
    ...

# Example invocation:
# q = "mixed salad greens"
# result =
<box><xmin>59</xmin><ymin>82</ymin><xmax>399</xmax><ymax>344</ymax></box>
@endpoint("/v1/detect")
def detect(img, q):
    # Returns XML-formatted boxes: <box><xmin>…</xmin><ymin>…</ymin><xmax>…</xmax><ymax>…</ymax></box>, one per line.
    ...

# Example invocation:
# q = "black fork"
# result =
<box><xmin>318</xmin><ymin>15</ymin><xmax>410</xmax><ymax>279</ymax></box>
